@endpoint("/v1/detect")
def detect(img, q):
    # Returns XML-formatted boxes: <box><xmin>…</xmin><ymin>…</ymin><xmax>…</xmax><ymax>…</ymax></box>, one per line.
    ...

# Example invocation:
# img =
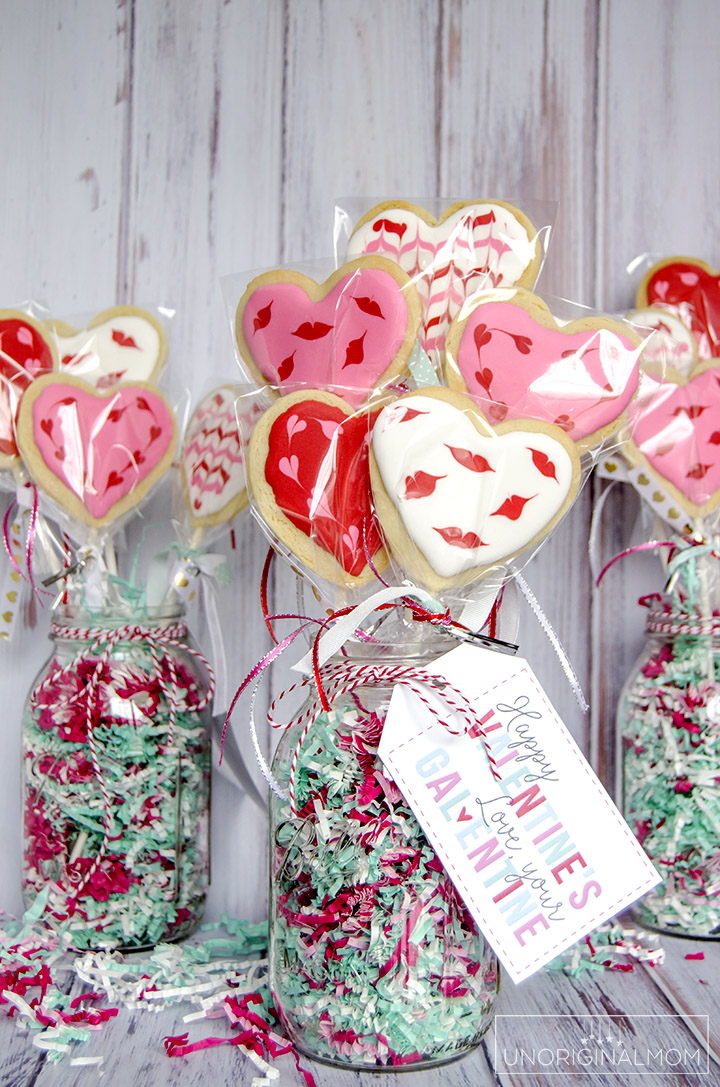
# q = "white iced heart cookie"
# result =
<box><xmin>48</xmin><ymin>306</ymin><xmax>167</xmax><ymax>389</ymax></box>
<box><xmin>370</xmin><ymin>388</ymin><xmax>580</xmax><ymax>592</ymax></box>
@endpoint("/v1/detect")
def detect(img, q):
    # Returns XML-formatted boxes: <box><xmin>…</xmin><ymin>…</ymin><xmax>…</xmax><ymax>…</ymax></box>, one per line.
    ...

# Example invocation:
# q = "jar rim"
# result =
<box><xmin>51</xmin><ymin>603</ymin><xmax>185</xmax><ymax>628</ymax></box>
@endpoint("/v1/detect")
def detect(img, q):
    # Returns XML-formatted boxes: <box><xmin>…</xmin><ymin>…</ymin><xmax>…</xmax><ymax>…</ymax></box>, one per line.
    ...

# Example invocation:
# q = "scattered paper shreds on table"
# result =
<box><xmin>0</xmin><ymin>907</ymin><xmax>315</xmax><ymax>1085</ymax></box>
<box><xmin>546</xmin><ymin>922</ymin><xmax>665</xmax><ymax>977</ymax></box>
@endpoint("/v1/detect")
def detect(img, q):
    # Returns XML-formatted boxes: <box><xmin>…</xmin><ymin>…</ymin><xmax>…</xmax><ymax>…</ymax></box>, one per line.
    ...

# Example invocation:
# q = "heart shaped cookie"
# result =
<box><xmin>247</xmin><ymin>390</ymin><xmax>388</xmax><ymax>587</ymax></box>
<box><xmin>625</xmin><ymin>363</ymin><xmax>720</xmax><ymax>519</ymax></box>
<box><xmin>0</xmin><ymin>310</ymin><xmax>57</xmax><ymax>466</ymax></box>
<box><xmin>370</xmin><ymin>388</ymin><xmax>580</xmax><ymax>593</ymax></box>
<box><xmin>636</xmin><ymin>257</ymin><xmax>720</xmax><ymax>359</ymax></box>
<box><xmin>182</xmin><ymin>385</ymin><xmax>263</xmax><ymax>528</ymax></box>
<box><xmin>445</xmin><ymin>289</ymin><xmax>642</xmax><ymax>452</ymax></box>
<box><xmin>47</xmin><ymin>306</ymin><xmax>167</xmax><ymax>388</ymax></box>
<box><xmin>235</xmin><ymin>258</ymin><xmax>421</xmax><ymax>409</ymax></box>
<box><xmin>628</xmin><ymin>307</ymin><xmax>698</xmax><ymax>374</ymax></box>
<box><xmin>17</xmin><ymin>374</ymin><xmax>177</xmax><ymax>528</ymax></box>
<box><xmin>346</xmin><ymin>200</ymin><xmax>541</xmax><ymax>364</ymax></box>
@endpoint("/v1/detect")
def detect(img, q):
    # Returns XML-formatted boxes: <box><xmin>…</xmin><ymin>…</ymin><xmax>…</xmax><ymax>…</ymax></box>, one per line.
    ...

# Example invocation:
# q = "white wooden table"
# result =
<box><xmin>2</xmin><ymin>2</ymin><xmax>720</xmax><ymax>1083</ymax></box>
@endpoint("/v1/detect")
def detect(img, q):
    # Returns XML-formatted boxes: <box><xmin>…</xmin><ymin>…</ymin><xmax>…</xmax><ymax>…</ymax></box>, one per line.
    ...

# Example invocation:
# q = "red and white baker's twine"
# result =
<box><xmin>267</xmin><ymin>662</ymin><xmax>503</xmax><ymax>817</ymax></box>
<box><xmin>33</xmin><ymin>621</ymin><xmax>214</xmax><ymax>906</ymax></box>
<box><xmin>645</xmin><ymin>611</ymin><xmax>720</xmax><ymax>638</ymax></box>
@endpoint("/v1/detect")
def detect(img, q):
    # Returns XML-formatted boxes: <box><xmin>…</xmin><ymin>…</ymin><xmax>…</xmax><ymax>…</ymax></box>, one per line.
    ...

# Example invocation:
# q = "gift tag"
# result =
<box><xmin>378</xmin><ymin>642</ymin><xmax>660</xmax><ymax>983</ymax></box>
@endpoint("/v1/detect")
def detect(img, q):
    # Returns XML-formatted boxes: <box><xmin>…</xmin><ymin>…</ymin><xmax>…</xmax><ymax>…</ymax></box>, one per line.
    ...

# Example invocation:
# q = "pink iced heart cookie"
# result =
<box><xmin>625</xmin><ymin>363</ymin><xmax>720</xmax><ymax>518</ymax></box>
<box><xmin>235</xmin><ymin>258</ymin><xmax>421</xmax><ymax>409</ymax></box>
<box><xmin>445</xmin><ymin>290</ymin><xmax>642</xmax><ymax>452</ymax></box>
<box><xmin>346</xmin><ymin>200</ymin><xmax>541</xmax><ymax>363</ymax></box>
<box><xmin>636</xmin><ymin>257</ymin><xmax>720</xmax><ymax>360</ymax></box>
<box><xmin>182</xmin><ymin>385</ymin><xmax>263</xmax><ymax>528</ymax></box>
<box><xmin>0</xmin><ymin>310</ymin><xmax>57</xmax><ymax>467</ymax></box>
<box><xmin>370</xmin><ymin>388</ymin><xmax>580</xmax><ymax>593</ymax></box>
<box><xmin>17</xmin><ymin>375</ymin><xmax>177</xmax><ymax>528</ymax></box>
<box><xmin>47</xmin><ymin>306</ymin><xmax>167</xmax><ymax>389</ymax></box>
<box><xmin>247</xmin><ymin>390</ymin><xmax>388</xmax><ymax>588</ymax></box>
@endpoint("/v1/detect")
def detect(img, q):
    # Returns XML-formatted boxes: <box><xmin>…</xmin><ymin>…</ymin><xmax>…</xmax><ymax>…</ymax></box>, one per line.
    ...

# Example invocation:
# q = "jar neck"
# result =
<box><xmin>645</xmin><ymin>610</ymin><xmax>720</xmax><ymax>639</ymax></box>
<box><xmin>49</xmin><ymin>604</ymin><xmax>187</xmax><ymax>646</ymax></box>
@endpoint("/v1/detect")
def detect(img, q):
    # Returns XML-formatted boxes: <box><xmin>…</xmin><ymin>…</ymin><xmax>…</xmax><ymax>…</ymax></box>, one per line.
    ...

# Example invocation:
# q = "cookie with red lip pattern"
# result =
<box><xmin>369</xmin><ymin>387</ymin><xmax>580</xmax><ymax>593</ymax></box>
<box><xmin>235</xmin><ymin>257</ymin><xmax>421</xmax><ymax>410</ymax></box>
<box><xmin>624</xmin><ymin>362</ymin><xmax>720</xmax><ymax>520</ymax></box>
<box><xmin>445</xmin><ymin>288</ymin><xmax>643</xmax><ymax>453</ymax></box>
<box><xmin>247</xmin><ymin>390</ymin><xmax>388</xmax><ymax>588</ymax></box>
<box><xmin>17</xmin><ymin>374</ymin><xmax>177</xmax><ymax>528</ymax></box>
<box><xmin>47</xmin><ymin>305</ymin><xmax>167</xmax><ymax>389</ymax></box>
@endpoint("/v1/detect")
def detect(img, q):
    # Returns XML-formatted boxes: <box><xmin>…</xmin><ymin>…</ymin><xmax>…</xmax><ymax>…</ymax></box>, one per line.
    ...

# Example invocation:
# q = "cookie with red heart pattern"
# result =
<box><xmin>636</xmin><ymin>257</ymin><xmax>720</xmax><ymax>361</ymax></box>
<box><xmin>445</xmin><ymin>288</ymin><xmax>643</xmax><ymax>452</ymax></box>
<box><xmin>369</xmin><ymin>387</ymin><xmax>581</xmax><ymax>593</ymax></box>
<box><xmin>246</xmin><ymin>390</ymin><xmax>388</xmax><ymax>588</ymax></box>
<box><xmin>0</xmin><ymin>309</ymin><xmax>57</xmax><ymax>468</ymax></box>
<box><xmin>17</xmin><ymin>374</ymin><xmax>177</xmax><ymax>529</ymax></box>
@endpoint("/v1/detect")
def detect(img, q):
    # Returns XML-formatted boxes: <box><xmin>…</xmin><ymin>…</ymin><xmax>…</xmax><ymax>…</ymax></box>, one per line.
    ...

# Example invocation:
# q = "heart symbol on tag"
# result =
<box><xmin>370</xmin><ymin>389</ymin><xmax>580</xmax><ymax>592</ymax></box>
<box><xmin>236</xmin><ymin>258</ymin><xmax>421</xmax><ymax>409</ymax></box>
<box><xmin>248</xmin><ymin>391</ymin><xmax>387</xmax><ymax>587</ymax></box>
<box><xmin>626</xmin><ymin>363</ymin><xmax>720</xmax><ymax>517</ymax></box>
<box><xmin>0</xmin><ymin>310</ymin><xmax>56</xmax><ymax>465</ymax></box>
<box><xmin>48</xmin><ymin>306</ymin><xmax>166</xmax><ymax>389</ymax></box>
<box><xmin>17</xmin><ymin>375</ymin><xmax>177</xmax><ymax>527</ymax></box>
<box><xmin>637</xmin><ymin>258</ymin><xmax>720</xmax><ymax>359</ymax></box>
<box><xmin>347</xmin><ymin>201</ymin><xmax>540</xmax><ymax>362</ymax></box>
<box><xmin>445</xmin><ymin>290</ymin><xmax>642</xmax><ymax>451</ymax></box>
<box><xmin>182</xmin><ymin>385</ymin><xmax>264</xmax><ymax>528</ymax></box>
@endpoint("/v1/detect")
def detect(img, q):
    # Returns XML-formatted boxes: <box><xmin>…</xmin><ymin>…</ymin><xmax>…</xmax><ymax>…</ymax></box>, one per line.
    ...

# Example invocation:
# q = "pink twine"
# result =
<box><xmin>2</xmin><ymin>487</ymin><xmax>53</xmax><ymax>601</ymax></box>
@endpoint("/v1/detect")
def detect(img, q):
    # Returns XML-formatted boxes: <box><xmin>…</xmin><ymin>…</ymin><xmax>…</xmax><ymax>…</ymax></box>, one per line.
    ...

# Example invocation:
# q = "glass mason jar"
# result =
<box><xmin>22</xmin><ymin>605</ymin><xmax>212</xmax><ymax>950</ymax></box>
<box><xmin>268</xmin><ymin>643</ymin><xmax>499</xmax><ymax>1071</ymax></box>
<box><xmin>619</xmin><ymin>606</ymin><xmax>720</xmax><ymax>936</ymax></box>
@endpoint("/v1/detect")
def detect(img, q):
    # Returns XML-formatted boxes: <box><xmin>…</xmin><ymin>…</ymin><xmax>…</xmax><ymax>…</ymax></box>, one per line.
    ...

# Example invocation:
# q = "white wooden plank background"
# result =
<box><xmin>1</xmin><ymin>1</ymin><xmax>720</xmax><ymax>1084</ymax></box>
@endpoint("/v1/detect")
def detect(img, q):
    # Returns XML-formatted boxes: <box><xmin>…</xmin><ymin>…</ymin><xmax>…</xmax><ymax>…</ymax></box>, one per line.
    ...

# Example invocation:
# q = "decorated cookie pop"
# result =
<box><xmin>346</xmin><ymin>200</ymin><xmax>542</xmax><ymax>366</ymax></box>
<box><xmin>636</xmin><ymin>257</ymin><xmax>720</xmax><ymax>361</ymax></box>
<box><xmin>444</xmin><ymin>289</ymin><xmax>644</xmax><ymax>453</ymax></box>
<box><xmin>235</xmin><ymin>257</ymin><xmax>421</xmax><ymax>409</ymax></box>
<box><xmin>247</xmin><ymin>390</ymin><xmax>388</xmax><ymax>589</ymax></box>
<box><xmin>46</xmin><ymin>305</ymin><xmax>167</xmax><ymax>389</ymax></box>
<box><xmin>370</xmin><ymin>387</ymin><xmax>580</xmax><ymax>594</ymax></box>
<box><xmin>16</xmin><ymin>373</ymin><xmax>177</xmax><ymax>531</ymax></box>
<box><xmin>181</xmin><ymin>384</ymin><xmax>263</xmax><ymax>539</ymax></box>
<box><xmin>0</xmin><ymin>309</ymin><xmax>57</xmax><ymax>470</ymax></box>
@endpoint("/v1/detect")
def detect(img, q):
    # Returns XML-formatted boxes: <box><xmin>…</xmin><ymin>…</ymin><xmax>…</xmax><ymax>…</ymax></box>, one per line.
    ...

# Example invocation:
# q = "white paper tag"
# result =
<box><xmin>378</xmin><ymin>643</ymin><xmax>660</xmax><ymax>983</ymax></box>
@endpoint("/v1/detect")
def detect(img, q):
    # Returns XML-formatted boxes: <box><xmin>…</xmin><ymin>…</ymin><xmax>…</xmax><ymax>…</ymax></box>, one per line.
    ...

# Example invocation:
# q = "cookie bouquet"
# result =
<box><xmin>222</xmin><ymin>198</ymin><xmax>652</xmax><ymax>1072</ymax></box>
<box><xmin>2</xmin><ymin>305</ymin><xmax>217</xmax><ymax>951</ymax></box>
<box><xmin>599</xmin><ymin>256</ymin><xmax>720</xmax><ymax>937</ymax></box>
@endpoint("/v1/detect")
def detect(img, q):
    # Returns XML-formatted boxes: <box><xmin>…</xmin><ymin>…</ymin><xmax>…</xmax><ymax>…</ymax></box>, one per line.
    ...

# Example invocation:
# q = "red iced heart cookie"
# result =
<box><xmin>247</xmin><ymin>391</ymin><xmax>388</xmax><ymax>588</ymax></box>
<box><xmin>0</xmin><ymin>310</ymin><xmax>57</xmax><ymax>466</ymax></box>
<box><xmin>625</xmin><ymin>363</ymin><xmax>720</xmax><ymax>519</ymax></box>
<box><xmin>235</xmin><ymin>258</ymin><xmax>421</xmax><ymax>409</ymax></box>
<box><xmin>182</xmin><ymin>385</ymin><xmax>263</xmax><ymax>529</ymax></box>
<box><xmin>370</xmin><ymin>388</ymin><xmax>580</xmax><ymax>593</ymax></box>
<box><xmin>445</xmin><ymin>289</ymin><xmax>642</xmax><ymax>452</ymax></box>
<box><xmin>48</xmin><ymin>305</ymin><xmax>167</xmax><ymax>389</ymax></box>
<box><xmin>636</xmin><ymin>258</ymin><xmax>720</xmax><ymax>359</ymax></box>
<box><xmin>346</xmin><ymin>200</ymin><xmax>541</xmax><ymax>364</ymax></box>
<box><xmin>17</xmin><ymin>375</ymin><xmax>177</xmax><ymax>528</ymax></box>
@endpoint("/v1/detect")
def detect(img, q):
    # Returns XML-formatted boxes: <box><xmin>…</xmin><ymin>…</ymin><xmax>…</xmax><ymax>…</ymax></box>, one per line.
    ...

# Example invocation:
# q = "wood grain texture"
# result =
<box><xmin>1</xmin><ymin>0</ymin><xmax>720</xmax><ymax>1083</ymax></box>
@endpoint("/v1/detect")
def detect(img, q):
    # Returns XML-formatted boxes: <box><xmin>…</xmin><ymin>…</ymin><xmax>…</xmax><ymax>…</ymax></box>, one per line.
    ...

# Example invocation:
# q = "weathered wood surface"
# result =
<box><xmin>2</xmin><ymin>0</ymin><xmax>720</xmax><ymax>1083</ymax></box>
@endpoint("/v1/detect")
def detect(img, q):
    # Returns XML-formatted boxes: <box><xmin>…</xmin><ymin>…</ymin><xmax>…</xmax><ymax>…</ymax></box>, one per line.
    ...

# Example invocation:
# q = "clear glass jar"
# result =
<box><xmin>619</xmin><ymin>608</ymin><xmax>720</xmax><ymax>937</ymax></box>
<box><xmin>268</xmin><ymin>643</ymin><xmax>499</xmax><ymax>1071</ymax></box>
<box><xmin>22</xmin><ymin>606</ymin><xmax>212</xmax><ymax>950</ymax></box>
